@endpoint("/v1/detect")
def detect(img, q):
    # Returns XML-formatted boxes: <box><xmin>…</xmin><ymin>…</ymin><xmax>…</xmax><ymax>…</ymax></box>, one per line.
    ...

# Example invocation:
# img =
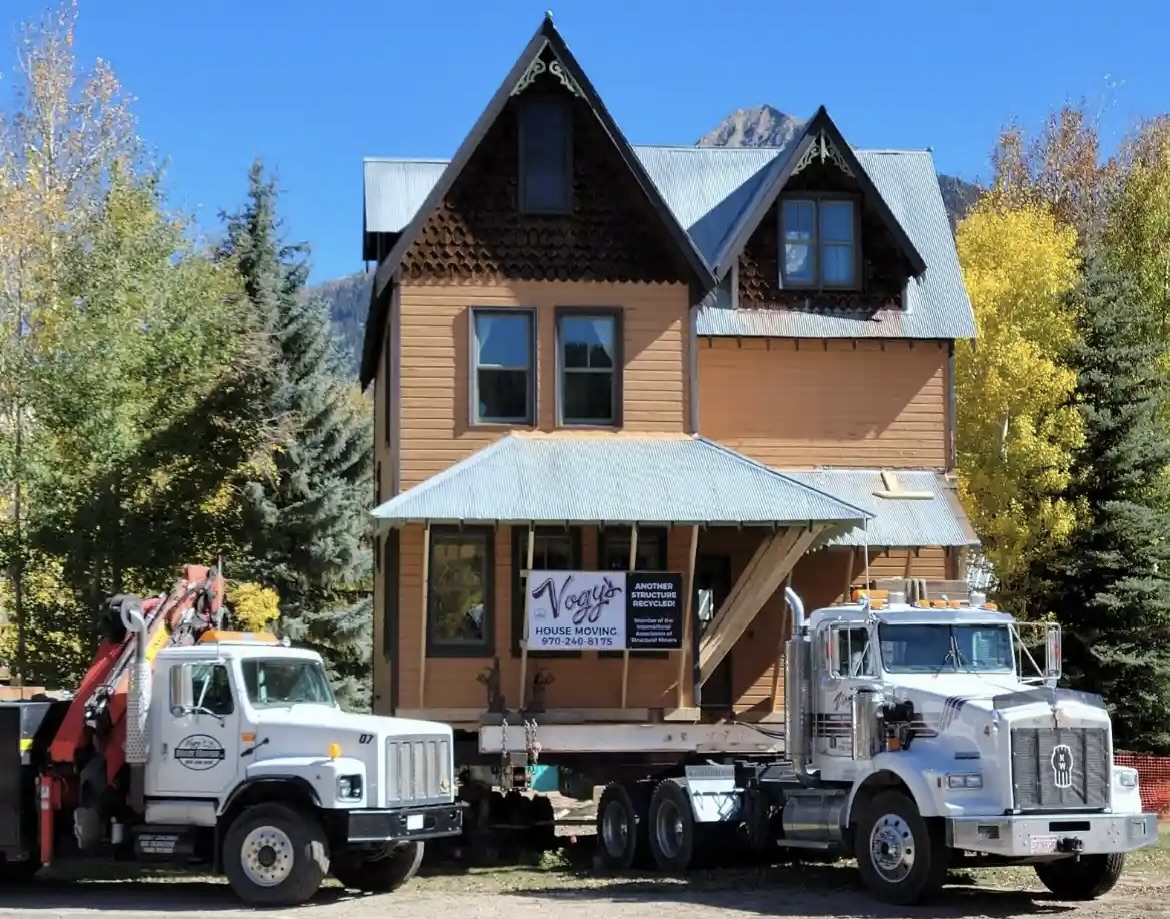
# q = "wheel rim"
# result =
<box><xmin>654</xmin><ymin>799</ymin><xmax>685</xmax><ymax>859</ymax></box>
<box><xmin>240</xmin><ymin>825</ymin><xmax>295</xmax><ymax>888</ymax></box>
<box><xmin>868</xmin><ymin>813</ymin><xmax>915</xmax><ymax>884</ymax></box>
<box><xmin>601</xmin><ymin>801</ymin><xmax>630</xmax><ymax>856</ymax></box>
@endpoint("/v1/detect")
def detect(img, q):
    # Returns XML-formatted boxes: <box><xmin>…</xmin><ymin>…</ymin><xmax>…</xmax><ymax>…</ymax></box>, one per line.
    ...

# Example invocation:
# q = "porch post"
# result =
<box><xmin>418</xmin><ymin>522</ymin><xmax>431</xmax><ymax>708</ymax></box>
<box><xmin>517</xmin><ymin>524</ymin><xmax>536</xmax><ymax>709</ymax></box>
<box><xmin>677</xmin><ymin>524</ymin><xmax>700</xmax><ymax>709</ymax></box>
<box><xmin>620</xmin><ymin>524</ymin><xmax>639</xmax><ymax>709</ymax></box>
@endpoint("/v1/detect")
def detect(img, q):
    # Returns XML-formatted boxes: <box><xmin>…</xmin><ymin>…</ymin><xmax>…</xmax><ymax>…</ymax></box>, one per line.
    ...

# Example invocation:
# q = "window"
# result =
<box><xmin>831</xmin><ymin>626</ymin><xmax>878</xmax><ymax>679</ymax></box>
<box><xmin>511</xmin><ymin>527</ymin><xmax>582</xmax><ymax>657</ymax></box>
<box><xmin>472</xmin><ymin>309</ymin><xmax>535</xmax><ymax>425</ymax></box>
<box><xmin>428</xmin><ymin>528</ymin><xmax>494</xmax><ymax>656</ymax></box>
<box><xmin>557</xmin><ymin>309</ymin><xmax>621</xmax><ymax>426</ymax></box>
<box><xmin>240</xmin><ymin>658</ymin><xmax>336</xmax><ymax>708</ymax></box>
<box><xmin>598</xmin><ymin>527</ymin><xmax>668</xmax><ymax>659</ymax></box>
<box><xmin>519</xmin><ymin>97</ymin><xmax>572</xmax><ymax>214</ymax></box>
<box><xmin>188</xmin><ymin>663</ymin><xmax>235</xmax><ymax>716</ymax></box>
<box><xmin>877</xmin><ymin>623</ymin><xmax>1014</xmax><ymax>674</ymax></box>
<box><xmin>780</xmin><ymin>196</ymin><xmax>858</xmax><ymax>288</ymax></box>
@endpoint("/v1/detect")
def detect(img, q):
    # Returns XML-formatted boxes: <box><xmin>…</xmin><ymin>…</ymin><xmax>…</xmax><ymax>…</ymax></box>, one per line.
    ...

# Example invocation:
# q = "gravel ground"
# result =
<box><xmin>2</xmin><ymin>831</ymin><xmax>1167</xmax><ymax>919</ymax></box>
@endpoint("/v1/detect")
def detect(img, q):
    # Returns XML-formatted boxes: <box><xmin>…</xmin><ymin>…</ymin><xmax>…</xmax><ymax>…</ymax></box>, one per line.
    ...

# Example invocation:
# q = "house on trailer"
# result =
<box><xmin>359</xmin><ymin>15</ymin><xmax>978</xmax><ymax>733</ymax></box>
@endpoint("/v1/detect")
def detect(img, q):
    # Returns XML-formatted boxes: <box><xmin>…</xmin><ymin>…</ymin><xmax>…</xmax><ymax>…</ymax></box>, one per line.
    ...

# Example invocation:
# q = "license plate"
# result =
<box><xmin>1029</xmin><ymin>835</ymin><xmax>1058</xmax><ymax>854</ymax></box>
<box><xmin>406</xmin><ymin>814</ymin><xmax>424</xmax><ymax>831</ymax></box>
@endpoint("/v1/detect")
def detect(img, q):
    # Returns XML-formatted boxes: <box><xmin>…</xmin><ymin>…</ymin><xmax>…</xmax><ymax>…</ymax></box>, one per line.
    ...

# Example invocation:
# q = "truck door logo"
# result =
<box><xmin>1051</xmin><ymin>743</ymin><xmax>1074</xmax><ymax>789</ymax></box>
<box><xmin>174</xmin><ymin>734</ymin><xmax>226</xmax><ymax>771</ymax></box>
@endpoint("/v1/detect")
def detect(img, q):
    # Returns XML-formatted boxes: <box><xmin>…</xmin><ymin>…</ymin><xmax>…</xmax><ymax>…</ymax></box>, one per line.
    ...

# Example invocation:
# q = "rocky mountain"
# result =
<box><xmin>317</xmin><ymin>106</ymin><xmax>983</xmax><ymax>375</ymax></box>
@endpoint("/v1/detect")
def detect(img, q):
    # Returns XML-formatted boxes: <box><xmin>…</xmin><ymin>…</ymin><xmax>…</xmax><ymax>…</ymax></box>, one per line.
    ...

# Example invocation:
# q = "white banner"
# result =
<box><xmin>525</xmin><ymin>570</ymin><xmax>626</xmax><ymax>651</ymax></box>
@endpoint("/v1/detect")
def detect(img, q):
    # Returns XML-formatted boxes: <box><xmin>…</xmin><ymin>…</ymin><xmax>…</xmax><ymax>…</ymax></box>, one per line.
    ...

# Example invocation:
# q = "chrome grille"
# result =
<box><xmin>1010</xmin><ymin>726</ymin><xmax>1110</xmax><ymax>811</ymax></box>
<box><xmin>385</xmin><ymin>734</ymin><xmax>453</xmax><ymax>807</ymax></box>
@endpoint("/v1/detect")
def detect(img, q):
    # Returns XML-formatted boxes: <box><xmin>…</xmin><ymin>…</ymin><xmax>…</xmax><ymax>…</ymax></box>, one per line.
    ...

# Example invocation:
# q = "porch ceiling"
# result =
<box><xmin>371</xmin><ymin>433</ymin><xmax>872</xmax><ymax>529</ymax></box>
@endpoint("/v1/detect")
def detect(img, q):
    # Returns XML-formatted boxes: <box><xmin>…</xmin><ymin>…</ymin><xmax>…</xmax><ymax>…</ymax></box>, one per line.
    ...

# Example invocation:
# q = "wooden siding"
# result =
<box><xmin>698</xmin><ymin>338</ymin><xmax>947</xmax><ymax>468</ymax></box>
<box><xmin>396</xmin><ymin>280</ymin><xmax>691</xmax><ymax>489</ymax></box>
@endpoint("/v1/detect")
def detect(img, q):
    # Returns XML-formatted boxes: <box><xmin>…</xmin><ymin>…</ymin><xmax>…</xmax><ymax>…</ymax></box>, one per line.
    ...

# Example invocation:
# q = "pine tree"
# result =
<box><xmin>221</xmin><ymin>160</ymin><xmax>375</xmax><ymax>710</ymax></box>
<box><xmin>1034</xmin><ymin>253</ymin><xmax>1170</xmax><ymax>752</ymax></box>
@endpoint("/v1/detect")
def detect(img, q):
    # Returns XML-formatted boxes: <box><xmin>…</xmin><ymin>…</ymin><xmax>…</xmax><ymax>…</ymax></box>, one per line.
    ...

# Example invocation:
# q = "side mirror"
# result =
<box><xmin>824</xmin><ymin>625</ymin><xmax>842</xmax><ymax>677</ymax></box>
<box><xmin>1044</xmin><ymin>623</ymin><xmax>1062</xmax><ymax>681</ymax></box>
<box><xmin>169</xmin><ymin>663</ymin><xmax>194</xmax><ymax>715</ymax></box>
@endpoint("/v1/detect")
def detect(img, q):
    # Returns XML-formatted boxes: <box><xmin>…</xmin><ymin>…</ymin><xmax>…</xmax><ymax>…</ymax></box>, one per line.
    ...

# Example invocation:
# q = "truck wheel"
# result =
<box><xmin>855</xmin><ymin>790</ymin><xmax>947</xmax><ymax>905</ymax></box>
<box><xmin>1034</xmin><ymin>853</ymin><xmax>1126</xmax><ymax>900</ymax></box>
<box><xmin>223</xmin><ymin>802</ymin><xmax>329</xmax><ymax>907</ymax></box>
<box><xmin>596</xmin><ymin>782</ymin><xmax>648</xmax><ymax>869</ymax></box>
<box><xmin>647</xmin><ymin>778</ymin><xmax>695</xmax><ymax>873</ymax></box>
<box><xmin>332</xmin><ymin>841</ymin><xmax>424</xmax><ymax>892</ymax></box>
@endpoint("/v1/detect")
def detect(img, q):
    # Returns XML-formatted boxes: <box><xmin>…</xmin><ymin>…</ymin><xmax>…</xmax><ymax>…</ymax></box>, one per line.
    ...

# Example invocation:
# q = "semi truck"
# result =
<box><xmin>475</xmin><ymin>583</ymin><xmax>1158</xmax><ymax>905</ymax></box>
<box><xmin>0</xmin><ymin>565</ymin><xmax>461</xmax><ymax>908</ymax></box>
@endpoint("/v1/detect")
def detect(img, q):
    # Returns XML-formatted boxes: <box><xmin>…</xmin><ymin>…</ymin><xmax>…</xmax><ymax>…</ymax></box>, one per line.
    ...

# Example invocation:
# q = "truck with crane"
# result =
<box><xmin>0</xmin><ymin>564</ymin><xmax>462</xmax><ymax>908</ymax></box>
<box><xmin>474</xmin><ymin>582</ymin><xmax>1158</xmax><ymax>905</ymax></box>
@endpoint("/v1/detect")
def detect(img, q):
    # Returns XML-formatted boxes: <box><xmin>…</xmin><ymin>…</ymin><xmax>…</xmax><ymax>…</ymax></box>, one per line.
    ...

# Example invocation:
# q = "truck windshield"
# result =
<box><xmin>241</xmin><ymin>658</ymin><xmax>337</xmax><ymax>708</ymax></box>
<box><xmin>877</xmin><ymin>623</ymin><xmax>1014</xmax><ymax>674</ymax></box>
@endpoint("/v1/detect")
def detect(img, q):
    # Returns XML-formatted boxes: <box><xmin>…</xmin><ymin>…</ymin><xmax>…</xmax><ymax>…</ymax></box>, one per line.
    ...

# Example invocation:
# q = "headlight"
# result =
<box><xmin>338</xmin><ymin>774</ymin><xmax>363</xmax><ymax>799</ymax></box>
<box><xmin>1116</xmin><ymin>768</ymin><xmax>1139</xmax><ymax>789</ymax></box>
<box><xmin>946</xmin><ymin>773</ymin><xmax>983</xmax><ymax>789</ymax></box>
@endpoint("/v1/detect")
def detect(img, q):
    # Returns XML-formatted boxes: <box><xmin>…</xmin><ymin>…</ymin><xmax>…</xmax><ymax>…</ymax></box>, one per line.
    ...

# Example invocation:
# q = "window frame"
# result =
<box><xmin>186</xmin><ymin>662</ymin><xmax>235</xmax><ymax>716</ymax></box>
<box><xmin>555</xmin><ymin>306</ymin><xmax>623</xmax><ymax>428</ymax></box>
<box><xmin>511</xmin><ymin>526</ymin><xmax>583</xmax><ymax>659</ymax></box>
<box><xmin>597</xmin><ymin>526</ymin><xmax>670</xmax><ymax>660</ymax></box>
<box><xmin>518</xmin><ymin>95</ymin><xmax>574</xmax><ymax>215</ymax></box>
<box><xmin>469</xmin><ymin>307</ymin><xmax>538</xmax><ymax>427</ymax></box>
<box><xmin>426</xmin><ymin>526</ymin><xmax>495</xmax><ymax>658</ymax></box>
<box><xmin>778</xmin><ymin>192</ymin><xmax>862</xmax><ymax>291</ymax></box>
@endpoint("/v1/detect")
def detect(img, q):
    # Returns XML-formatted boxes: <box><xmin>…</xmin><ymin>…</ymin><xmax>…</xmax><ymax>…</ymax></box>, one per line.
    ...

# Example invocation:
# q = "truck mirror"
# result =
<box><xmin>1044</xmin><ymin>623</ymin><xmax>1062</xmax><ymax>681</ymax></box>
<box><xmin>170</xmin><ymin>663</ymin><xmax>194</xmax><ymax>715</ymax></box>
<box><xmin>825</xmin><ymin>626</ymin><xmax>842</xmax><ymax>677</ymax></box>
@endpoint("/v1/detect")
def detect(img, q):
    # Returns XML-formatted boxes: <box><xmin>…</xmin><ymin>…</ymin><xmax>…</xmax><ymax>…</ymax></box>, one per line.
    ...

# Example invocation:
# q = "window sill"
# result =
<box><xmin>779</xmin><ymin>282</ymin><xmax>862</xmax><ymax>294</ymax></box>
<box><xmin>426</xmin><ymin>644</ymin><xmax>496</xmax><ymax>659</ymax></box>
<box><xmin>469</xmin><ymin>421</ymin><xmax>538</xmax><ymax>431</ymax></box>
<box><xmin>557</xmin><ymin>422</ymin><xmax>622</xmax><ymax>431</ymax></box>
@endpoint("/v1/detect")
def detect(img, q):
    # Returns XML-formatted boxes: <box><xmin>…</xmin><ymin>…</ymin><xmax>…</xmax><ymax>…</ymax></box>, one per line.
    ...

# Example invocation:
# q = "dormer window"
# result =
<box><xmin>519</xmin><ymin>97</ymin><xmax>573</xmax><ymax>214</ymax></box>
<box><xmin>780</xmin><ymin>196</ymin><xmax>859</xmax><ymax>288</ymax></box>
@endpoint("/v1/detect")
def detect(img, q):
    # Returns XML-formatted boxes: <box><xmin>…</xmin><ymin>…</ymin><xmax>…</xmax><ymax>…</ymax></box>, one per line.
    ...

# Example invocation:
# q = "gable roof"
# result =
<box><xmin>712</xmin><ymin>107</ymin><xmax>928</xmax><ymax>280</ymax></box>
<box><xmin>359</xmin><ymin>14</ymin><xmax>715</xmax><ymax>386</ymax></box>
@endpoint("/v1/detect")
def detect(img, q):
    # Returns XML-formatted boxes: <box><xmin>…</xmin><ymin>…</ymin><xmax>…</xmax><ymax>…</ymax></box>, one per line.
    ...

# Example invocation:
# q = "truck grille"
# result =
<box><xmin>385</xmin><ymin>735</ymin><xmax>452</xmax><ymax>807</ymax></box>
<box><xmin>1010</xmin><ymin>726</ymin><xmax>1110</xmax><ymax>811</ymax></box>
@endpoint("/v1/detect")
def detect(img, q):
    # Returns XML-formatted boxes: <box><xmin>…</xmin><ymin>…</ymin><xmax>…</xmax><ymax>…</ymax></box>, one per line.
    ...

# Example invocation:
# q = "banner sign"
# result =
<box><xmin>525</xmin><ymin>570</ymin><xmax>684</xmax><ymax>651</ymax></box>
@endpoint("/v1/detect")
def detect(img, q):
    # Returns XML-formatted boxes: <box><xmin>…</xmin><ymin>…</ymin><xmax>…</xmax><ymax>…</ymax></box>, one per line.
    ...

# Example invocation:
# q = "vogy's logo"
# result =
<box><xmin>529</xmin><ymin>573</ymin><xmax>623</xmax><ymax>624</ymax></box>
<box><xmin>1051</xmin><ymin>743</ymin><xmax>1074</xmax><ymax>789</ymax></box>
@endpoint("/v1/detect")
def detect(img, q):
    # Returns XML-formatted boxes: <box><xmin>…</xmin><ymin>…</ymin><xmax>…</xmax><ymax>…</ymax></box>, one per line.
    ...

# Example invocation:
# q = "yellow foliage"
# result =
<box><xmin>227</xmin><ymin>581</ymin><xmax>281</xmax><ymax>633</ymax></box>
<box><xmin>955</xmin><ymin>197</ymin><xmax>1084</xmax><ymax>593</ymax></box>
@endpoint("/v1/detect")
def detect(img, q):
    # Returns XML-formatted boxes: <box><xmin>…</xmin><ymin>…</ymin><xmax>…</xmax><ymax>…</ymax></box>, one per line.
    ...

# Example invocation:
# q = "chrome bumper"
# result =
<box><xmin>946</xmin><ymin>812</ymin><xmax>1159</xmax><ymax>858</ymax></box>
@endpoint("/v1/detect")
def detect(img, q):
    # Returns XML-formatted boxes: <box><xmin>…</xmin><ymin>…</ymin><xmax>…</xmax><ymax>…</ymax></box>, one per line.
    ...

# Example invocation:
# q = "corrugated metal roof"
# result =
<box><xmin>371</xmin><ymin>433</ymin><xmax>872</xmax><ymax>527</ymax></box>
<box><xmin>782</xmin><ymin>469</ymin><xmax>980</xmax><ymax>548</ymax></box>
<box><xmin>360</xmin><ymin>146</ymin><xmax>975</xmax><ymax>341</ymax></box>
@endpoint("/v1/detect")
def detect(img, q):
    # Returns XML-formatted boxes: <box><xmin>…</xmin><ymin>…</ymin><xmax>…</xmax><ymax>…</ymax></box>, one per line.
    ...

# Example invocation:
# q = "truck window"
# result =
<box><xmin>240</xmin><ymin>658</ymin><xmax>336</xmax><ymax>708</ymax></box>
<box><xmin>877</xmin><ymin>623</ymin><xmax>1014</xmax><ymax>673</ymax></box>
<box><xmin>836</xmin><ymin>627</ymin><xmax>876</xmax><ymax>678</ymax></box>
<box><xmin>190</xmin><ymin>663</ymin><xmax>235</xmax><ymax>716</ymax></box>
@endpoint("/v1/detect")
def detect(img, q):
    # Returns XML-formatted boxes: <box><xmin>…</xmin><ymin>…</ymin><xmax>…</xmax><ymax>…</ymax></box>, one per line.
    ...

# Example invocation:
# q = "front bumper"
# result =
<box><xmin>947</xmin><ymin>811</ymin><xmax>1159</xmax><ymax>858</ymax></box>
<box><xmin>344</xmin><ymin>802</ymin><xmax>463</xmax><ymax>844</ymax></box>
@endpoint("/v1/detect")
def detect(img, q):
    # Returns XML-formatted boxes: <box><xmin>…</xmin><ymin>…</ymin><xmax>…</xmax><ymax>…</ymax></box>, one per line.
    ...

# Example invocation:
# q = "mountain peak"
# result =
<box><xmin>697</xmin><ymin>105</ymin><xmax>804</xmax><ymax>149</ymax></box>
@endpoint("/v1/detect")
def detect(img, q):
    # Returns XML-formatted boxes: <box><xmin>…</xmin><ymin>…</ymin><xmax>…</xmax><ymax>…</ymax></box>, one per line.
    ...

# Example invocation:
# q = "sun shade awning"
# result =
<box><xmin>371</xmin><ymin>433</ymin><xmax>872</xmax><ymax>528</ymax></box>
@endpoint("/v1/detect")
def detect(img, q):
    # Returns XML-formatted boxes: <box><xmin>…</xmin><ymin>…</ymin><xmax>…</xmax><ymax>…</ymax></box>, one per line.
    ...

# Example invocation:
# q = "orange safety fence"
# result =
<box><xmin>1115</xmin><ymin>753</ymin><xmax>1170</xmax><ymax>816</ymax></box>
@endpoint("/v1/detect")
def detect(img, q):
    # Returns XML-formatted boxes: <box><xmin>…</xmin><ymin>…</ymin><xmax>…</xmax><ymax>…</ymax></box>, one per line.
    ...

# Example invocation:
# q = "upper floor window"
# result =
<box><xmin>780</xmin><ymin>196</ymin><xmax>858</xmax><ymax>288</ymax></box>
<box><xmin>428</xmin><ymin>528</ymin><xmax>493</xmax><ymax>657</ymax></box>
<box><xmin>472</xmin><ymin>309</ymin><xmax>535</xmax><ymax>425</ymax></box>
<box><xmin>519</xmin><ymin>97</ymin><xmax>573</xmax><ymax>214</ymax></box>
<box><xmin>556</xmin><ymin>309</ymin><xmax>621</xmax><ymax>426</ymax></box>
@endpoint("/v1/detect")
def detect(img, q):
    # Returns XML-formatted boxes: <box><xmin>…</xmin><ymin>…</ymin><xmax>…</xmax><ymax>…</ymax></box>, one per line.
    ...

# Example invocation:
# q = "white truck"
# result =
<box><xmin>585</xmin><ymin>586</ymin><xmax>1158</xmax><ymax>904</ymax></box>
<box><xmin>0</xmin><ymin>568</ymin><xmax>461</xmax><ymax>908</ymax></box>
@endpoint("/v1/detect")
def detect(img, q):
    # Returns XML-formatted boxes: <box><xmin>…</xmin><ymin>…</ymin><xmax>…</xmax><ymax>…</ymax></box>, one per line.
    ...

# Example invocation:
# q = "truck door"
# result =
<box><xmin>815</xmin><ymin>622</ymin><xmax>878</xmax><ymax>760</ymax></box>
<box><xmin>149</xmin><ymin>660</ymin><xmax>241</xmax><ymax>798</ymax></box>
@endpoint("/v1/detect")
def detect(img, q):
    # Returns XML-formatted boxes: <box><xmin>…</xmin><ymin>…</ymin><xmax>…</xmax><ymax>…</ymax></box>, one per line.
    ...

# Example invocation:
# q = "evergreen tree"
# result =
<box><xmin>221</xmin><ymin>160</ymin><xmax>375</xmax><ymax>710</ymax></box>
<box><xmin>1034</xmin><ymin>253</ymin><xmax>1170</xmax><ymax>752</ymax></box>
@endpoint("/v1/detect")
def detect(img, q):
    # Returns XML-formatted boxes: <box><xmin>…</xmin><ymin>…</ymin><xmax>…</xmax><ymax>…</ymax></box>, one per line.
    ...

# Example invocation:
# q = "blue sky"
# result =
<box><xmin>3</xmin><ymin>0</ymin><xmax>1168</xmax><ymax>284</ymax></box>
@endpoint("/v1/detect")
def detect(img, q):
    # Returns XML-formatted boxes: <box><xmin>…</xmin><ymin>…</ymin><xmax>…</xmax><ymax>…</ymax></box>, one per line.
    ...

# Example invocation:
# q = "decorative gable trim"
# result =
<box><xmin>790</xmin><ymin>129</ymin><xmax>854</xmax><ymax>179</ymax></box>
<box><xmin>511</xmin><ymin>44</ymin><xmax>582</xmax><ymax>98</ymax></box>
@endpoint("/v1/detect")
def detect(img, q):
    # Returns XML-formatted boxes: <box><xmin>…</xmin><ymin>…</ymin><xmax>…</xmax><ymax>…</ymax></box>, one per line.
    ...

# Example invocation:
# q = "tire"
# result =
<box><xmin>223</xmin><ymin>802</ymin><xmax>329</xmax><ymax>907</ymax></box>
<box><xmin>1034</xmin><ymin>853</ymin><xmax>1126</xmax><ymax>900</ymax></box>
<box><xmin>332</xmin><ymin>841</ymin><xmax>424</xmax><ymax>893</ymax></box>
<box><xmin>647</xmin><ymin>778</ymin><xmax>696</xmax><ymax>873</ymax></box>
<box><xmin>0</xmin><ymin>856</ymin><xmax>40</xmax><ymax>884</ymax></box>
<box><xmin>528</xmin><ymin>794</ymin><xmax>557</xmax><ymax>852</ymax></box>
<box><xmin>854</xmin><ymin>790</ymin><xmax>948</xmax><ymax>905</ymax></box>
<box><xmin>596</xmin><ymin>782</ymin><xmax>649</xmax><ymax>869</ymax></box>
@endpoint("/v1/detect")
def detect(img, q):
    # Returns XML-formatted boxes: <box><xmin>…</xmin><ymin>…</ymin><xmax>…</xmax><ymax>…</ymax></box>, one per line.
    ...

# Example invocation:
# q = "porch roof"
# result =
<box><xmin>371</xmin><ymin>433</ymin><xmax>872</xmax><ymax>528</ymax></box>
<box><xmin>782</xmin><ymin>469</ymin><xmax>980</xmax><ymax>548</ymax></box>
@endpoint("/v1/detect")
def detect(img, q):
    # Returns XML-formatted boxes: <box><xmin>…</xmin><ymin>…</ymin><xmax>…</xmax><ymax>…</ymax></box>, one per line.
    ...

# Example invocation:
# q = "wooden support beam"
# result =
<box><xmin>620</xmin><ymin>525</ymin><xmax>639</xmax><ymax>709</ymax></box>
<box><xmin>418</xmin><ymin>523</ymin><xmax>431</xmax><ymax>708</ymax></box>
<box><xmin>677</xmin><ymin>524</ymin><xmax>700</xmax><ymax>710</ymax></box>
<box><xmin>841</xmin><ymin>547</ymin><xmax>856</xmax><ymax>602</ymax></box>
<box><xmin>517</xmin><ymin>525</ymin><xmax>536</xmax><ymax>710</ymax></box>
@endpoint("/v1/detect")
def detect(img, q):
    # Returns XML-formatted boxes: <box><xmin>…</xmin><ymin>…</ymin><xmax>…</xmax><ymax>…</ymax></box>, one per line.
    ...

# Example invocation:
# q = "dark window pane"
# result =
<box><xmin>474</xmin><ymin>311</ymin><xmax>531</xmax><ymax>422</ymax></box>
<box><xmin>475</xmin><ymin>313</ymin><xmax>531</xmax><ymax>368</ymax></box>
<box><xmin>537</xmin><ymin>534</ymin><xmax>574</xmax><ymax>569</ymax></box>
<box><xmin>521</xmin><ymin>99</ymin><xmax>571</xmax><ymax>212</ymax></box>
<box><xmin>563</xmin><ymin>371</ymin><xmax>613</xmax><ymax>423</ymax></box>
<box><xmin>820</xmin><ymin>200</ymin><xmax>853</xmax><ymax>243</ymax></box>
<box><xmin>603</xmin><ymin>535</ymin><xmax>665</xmax><ymax>570</ymax></box>
<box><xmin>478</xmin><ymin>368</ymin><xmax>529</xmax><ymax>422</ymax></box>
<box><xmin>430</xmin><ymin>537</ymin><xmax>488</xmax><ymax>644</ymax></box>
<box><xmin>561</xmin><ymin>316</ymin><xmax>614</xmax><ymax>369</ymax></box>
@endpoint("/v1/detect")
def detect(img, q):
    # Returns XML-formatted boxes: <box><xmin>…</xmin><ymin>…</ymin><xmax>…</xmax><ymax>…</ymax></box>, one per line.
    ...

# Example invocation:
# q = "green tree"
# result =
<box><xmin>1032</xmin><ymin>254</ymin><xmax>1170</xmax><ymax>752</ymax></box>
<box><xmin>222</xmin><ymin>160</ymin><xmax>374</xmax><ymax>710</ymax></box>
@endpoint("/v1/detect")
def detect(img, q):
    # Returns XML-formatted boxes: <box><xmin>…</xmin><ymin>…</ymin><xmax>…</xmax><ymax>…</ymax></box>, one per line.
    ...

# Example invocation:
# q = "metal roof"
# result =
<box><xmin>782</xmin><ymin>469</ymin><xmax>980</xmax><ymax>548</ymax></box>
<box><xmin>370</xmin><ymin>433</ymin><xmax>872</xmax><ymax>528</ymax></box>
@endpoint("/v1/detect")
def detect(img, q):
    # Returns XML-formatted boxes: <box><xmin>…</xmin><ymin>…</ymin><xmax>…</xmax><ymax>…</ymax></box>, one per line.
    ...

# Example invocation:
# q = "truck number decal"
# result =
<box><xmin>359</xmin><ymin>733</ymin><xmax>374</xmax><ymax>745</ymax></box>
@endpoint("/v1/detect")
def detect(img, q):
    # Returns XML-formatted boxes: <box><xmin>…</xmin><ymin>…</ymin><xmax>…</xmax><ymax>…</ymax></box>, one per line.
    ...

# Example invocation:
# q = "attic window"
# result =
<box><xmin>519</xmin><ymin>97</ymin><xmax>572</xmax><ymax>214</ymax></box>
<box><xmin>780</xmin><ymin>195</ymin><xmax>859</xmax><ymax>289</ymax></box>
